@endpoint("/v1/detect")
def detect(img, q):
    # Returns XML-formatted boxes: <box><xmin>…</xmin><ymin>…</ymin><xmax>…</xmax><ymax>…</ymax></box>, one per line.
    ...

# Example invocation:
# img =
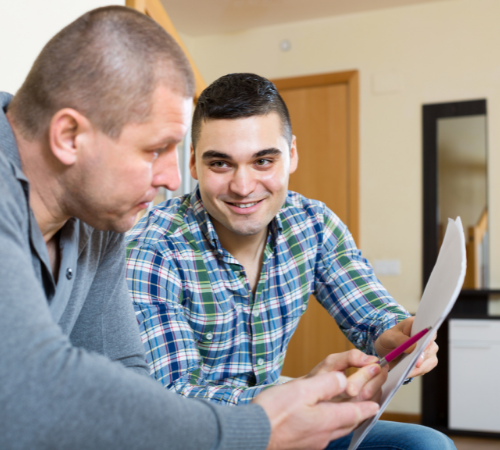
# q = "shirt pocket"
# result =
<box><xmin>183</xmin><ymin>291</ymin><xmax>237</xmax><ymax>366</ymax></box>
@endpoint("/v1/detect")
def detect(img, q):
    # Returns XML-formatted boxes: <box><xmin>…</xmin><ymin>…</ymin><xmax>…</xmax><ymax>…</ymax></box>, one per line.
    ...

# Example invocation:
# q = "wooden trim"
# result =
<box><xmin>447</xmin><ymin>429</ymin><xmax>500</xmax><ymax>440</ymax></box>
<box><xmin>126</xmin><ymin>0</ymin><xmax>146</xmax><ymax>13</ymax></box>
<box><xmin>272</xmin><ymin>71</ymin><xmax>358</xmax><ymax>91</ymax></box>
<box><xmin>380</xmin><ymin>413</ymin><xmax>421</xmax><ymax>424</ymax></box>
<box><xmin>347</xmin><ymin>72</ymin><xmax>359</xmax><ymax>244</ymax></box>
<box><xmin>272</xmin><ymin>71</ymin><xmax>360</xmax><ymax>244</ymax></box>
<box><xmin>126</xmin><ymin>0</ymin><xmax>207</xmax><ymax>99</ymax></box>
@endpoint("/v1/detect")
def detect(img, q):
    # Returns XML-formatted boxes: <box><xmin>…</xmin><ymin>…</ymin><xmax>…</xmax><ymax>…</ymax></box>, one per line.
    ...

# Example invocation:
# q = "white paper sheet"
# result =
<box><xmin>348</xmin><ymin>217</ymin><xmax>467</xmax><ymax>450</ymax></box>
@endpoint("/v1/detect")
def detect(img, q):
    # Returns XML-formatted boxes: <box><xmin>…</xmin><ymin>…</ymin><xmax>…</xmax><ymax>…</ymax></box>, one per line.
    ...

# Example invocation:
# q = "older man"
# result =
<box><xmin>0</xmin><ymin>6</ymin><xmax>380</xmax><ymax>450</ymax></box>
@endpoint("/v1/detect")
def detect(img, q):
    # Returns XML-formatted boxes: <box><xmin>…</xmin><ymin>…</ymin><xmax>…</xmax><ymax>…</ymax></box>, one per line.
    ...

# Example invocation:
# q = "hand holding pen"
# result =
<box><xmin>374</xmin><ymin>317</ymin><xmax>439</xmax><ymax>378</ymax></box>
<box><xmin>378</xmin><ymin>326</ymin><xmax>432</xmax><ymax>367</ymax></box>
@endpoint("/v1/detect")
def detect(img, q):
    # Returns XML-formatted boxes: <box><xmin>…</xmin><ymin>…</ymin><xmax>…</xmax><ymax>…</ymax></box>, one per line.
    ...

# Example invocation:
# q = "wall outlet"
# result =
<box><xmin>373</xmin><ymin>259</ymin><xmax>401</xmax><ymax>276</ymax></box>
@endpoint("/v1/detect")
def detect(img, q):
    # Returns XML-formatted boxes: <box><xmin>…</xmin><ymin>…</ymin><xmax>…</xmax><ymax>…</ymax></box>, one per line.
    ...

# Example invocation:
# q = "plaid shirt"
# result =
<box><xmin>126</xmin><ymin>188</ymin><xmax>409</xmax><ymax>405</ymax></box>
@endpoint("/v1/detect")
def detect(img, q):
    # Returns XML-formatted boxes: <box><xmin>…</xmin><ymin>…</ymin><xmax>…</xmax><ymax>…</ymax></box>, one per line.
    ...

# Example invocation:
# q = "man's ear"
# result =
<box><xmin>189</xmin><ymin>144</ymin><xmax>198</xmax><ymax>180</ymax></box>
<box><xmin>48</xmin><ymin>108</ymin><xmax>92</xmax><ymax>166</ymax></box>
<box><xmin>289</xmin><ymin>135</ymin><xmax>299</xmax><ymax>174</ymax></box>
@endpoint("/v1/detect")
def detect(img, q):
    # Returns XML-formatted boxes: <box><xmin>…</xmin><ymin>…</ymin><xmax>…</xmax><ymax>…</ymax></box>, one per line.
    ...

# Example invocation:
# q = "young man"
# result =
<box><xmin>0</xmin><ymin>9</ymin><xmax>381</xmax><ymax>450</ymax></box>
<box><xmin>126</xmin><ymin>73</ymin><xmax>455</xmax><ymax>449</ymax></box>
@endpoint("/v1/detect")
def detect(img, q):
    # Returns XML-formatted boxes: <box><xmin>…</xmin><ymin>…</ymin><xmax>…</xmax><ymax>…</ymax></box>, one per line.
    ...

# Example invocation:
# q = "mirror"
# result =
<box><xmin>438</xmin><ymin>115</ymin><xmax>488</xmax><ymax>288</ymax></box>
<box><xmin>423</xmin><ymin>100</ymin><xmax>488</xmax><ymax>291</ymax></box>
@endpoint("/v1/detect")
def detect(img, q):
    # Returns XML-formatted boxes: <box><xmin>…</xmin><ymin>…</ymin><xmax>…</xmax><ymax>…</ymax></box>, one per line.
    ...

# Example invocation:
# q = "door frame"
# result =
<box><xmin>126</xmin><ymin>0</ymin><xmax>206</xmax><ymax>99</ymax></box>
<box><xmin>272</xmin><ymin>70</ymin><xmax>359</xmax><ymax>242</ymax></box>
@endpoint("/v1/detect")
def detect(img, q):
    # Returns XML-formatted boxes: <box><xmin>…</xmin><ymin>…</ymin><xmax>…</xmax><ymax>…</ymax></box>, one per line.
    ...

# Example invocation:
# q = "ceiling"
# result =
<box><xmin>160</xmin><ymin>0</ymin><xmax>452</xmax><ymax>36</ymax></box>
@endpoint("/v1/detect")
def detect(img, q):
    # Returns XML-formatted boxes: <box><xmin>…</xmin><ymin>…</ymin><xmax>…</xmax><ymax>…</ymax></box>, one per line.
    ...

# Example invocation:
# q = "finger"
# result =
<box><xmin>357</xmin><ymin>366</ymin><xmax>388</xmax><ymax>402</ymax></box>
<box><xmin>370</xmin><ymin>387</ymin><xmax>383</xmax><ymax>405</ymax></box>
<box><xmin>354</xmin><ymin>401</ymin><xmax>380</xmax><ymax>422</ymax></box>
<box><xmin>380</xmin><ymin>327</ymin><xmax>414</xmax><ymax>352</ymax></box>
<box><xmin>428</xmin><ymin>341</ymin><xmax>439</xmax><ymax>356</ymax></box>
<box><xmin>409</xmin><ymin>354</ymin><xmax>438</xmax><ymax>377</ymax></box>
<box><xmin>330</xmin><ymin>426</ymin><xmax>362</xmax><ymax>443</ymax></box>
<box><xmin>406</xmin><ymin>330</ymin><xmax>439</xmax><ymax>357</ymax></box>
<box><xmin>321</xmin><ymin>401</ymin><xmax>379</xmax><ymax>439</ymax></box>
<box><xmin>410</xmin><ymin>345</ymin><xmax>438</xmax><ymax>376</ymax></box>
<box><xmin>301</xmin><ymin>371</ymin><xmax>348</xmax><ymax>404</ymax></box>
<box><xmin>403</xmin><ymin>342</ymin><xmax>418</xmax><ymax>354</ymax></box>
<box><xmin>315</xmin><ymin>350</ymin><xmax>379</xmax><ymax>375</ymax></box>
<box><xmin>345</xmin><ymin>364</ymin><xmax>381</xmax><ymax>397</ymax></box>
<box><xmin>415</xmin><ymin>341</ymin><xmax>439</xmax><ymax>368</ymax></box>
<box><xmin>408</xmin><ymin>358</ymin><xmax>438</xmax><ymax>378</ymax></box>
<box><xmin>424</xmin><ymin>333</ymin><xmax>438</xmax><ymax>351</ymax></box>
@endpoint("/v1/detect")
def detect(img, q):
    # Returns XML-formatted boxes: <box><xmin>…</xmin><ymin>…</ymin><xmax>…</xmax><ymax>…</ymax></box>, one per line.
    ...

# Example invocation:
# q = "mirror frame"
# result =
<box><xmin>421</xmin><ymin>99</ymin><xmax>500</xmax><ymax>437</ymax></box>
<box><xmin>422</xmin><ymin>99</ymin><xmax>487</xmax><ymax>290</ymax></box>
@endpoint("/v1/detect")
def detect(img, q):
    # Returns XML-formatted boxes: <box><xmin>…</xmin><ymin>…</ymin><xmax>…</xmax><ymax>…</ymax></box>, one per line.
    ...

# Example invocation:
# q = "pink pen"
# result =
<box><xmin>378</xmin><ymin>326</ymin><xmax>432</xmax><ymax>368</ymax></box>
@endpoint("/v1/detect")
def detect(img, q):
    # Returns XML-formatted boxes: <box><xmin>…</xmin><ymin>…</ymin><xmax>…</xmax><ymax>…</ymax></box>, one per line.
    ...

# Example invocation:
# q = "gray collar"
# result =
<box><xmin>0</xmin><ymin>92</ymin><xmax>28</xmax><ymax>183</ymax></box>
<box><xmin>0</xmin><ymin>92</ymin><xmax>82</xmax><ymax>317</ymax></box>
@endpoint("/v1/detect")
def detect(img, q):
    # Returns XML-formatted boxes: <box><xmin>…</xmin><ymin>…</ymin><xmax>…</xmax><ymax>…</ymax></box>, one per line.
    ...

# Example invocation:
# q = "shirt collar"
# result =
<box><xmin>0</xmin><ymin>92</ymin><xmax>28</xmax><ymax>184</ymax></box>
<box><xmin>0</xmin><ymin>92</ymin><xmax>83</xmax><ymax>308</ymax></box>
<box><xmin>189</xmin><ymin>186</ymin><xmax>284</xmax><ymax>253</ymax></box>
<box><xmin>190</xmin><ymin>187</ymin><xmax>222</xmax><ymax>253</ymax></box>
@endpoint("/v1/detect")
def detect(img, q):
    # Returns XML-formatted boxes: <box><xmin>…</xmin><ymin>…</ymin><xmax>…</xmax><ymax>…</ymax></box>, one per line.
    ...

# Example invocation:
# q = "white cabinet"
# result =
<box><xmin>449</xmin><ymin>319</ymin><xmax>500</xmax><ymax>432</ymax></box>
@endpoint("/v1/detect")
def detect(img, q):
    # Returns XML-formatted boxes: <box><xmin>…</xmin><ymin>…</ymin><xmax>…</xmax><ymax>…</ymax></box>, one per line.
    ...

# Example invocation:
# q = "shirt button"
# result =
<box><xmin>302</xmin><ymin>304</ymin><xmax>307</xmax><ymax>311</ymax></box>
<box><xmin>66</xmin><ymin>268</ymin><xmax>73</xmax><ymax>280</ymax></box>
<box><xmin>253</xmin><ymin>310</ymin><xmax>259</xmax><ymax>318</ymax></box>
<box><xmin>257</xmin><ymin>358</ymin><xmax>264</xmax><ymax>366</ymax></box>
<box><xmin>206</xmin><ymin>332</ymin><xmax>213</xmax><ymax>340</ymax></box>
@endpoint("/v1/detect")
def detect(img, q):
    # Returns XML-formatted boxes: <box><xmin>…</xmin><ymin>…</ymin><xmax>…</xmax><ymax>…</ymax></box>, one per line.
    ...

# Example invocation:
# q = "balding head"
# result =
<box><xmin>9</xmin><ymin>6</ymin><xmax>195</xmax><ymax>140</ymax></box>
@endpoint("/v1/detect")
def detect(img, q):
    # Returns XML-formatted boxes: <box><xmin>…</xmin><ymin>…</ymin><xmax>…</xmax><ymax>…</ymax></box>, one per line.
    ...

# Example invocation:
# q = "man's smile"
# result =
<box><xmin>224</xmin><ymin>199</ymin><xmax>264</xmax><ymax>214</ymax></box>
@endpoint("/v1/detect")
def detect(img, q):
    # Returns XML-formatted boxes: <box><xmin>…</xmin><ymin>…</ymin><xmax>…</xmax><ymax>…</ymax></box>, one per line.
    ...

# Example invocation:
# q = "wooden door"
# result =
<box><xmin>272</xmin><ymin>72</ymin><xmax>359</xmax><ymax>378</ymax></box>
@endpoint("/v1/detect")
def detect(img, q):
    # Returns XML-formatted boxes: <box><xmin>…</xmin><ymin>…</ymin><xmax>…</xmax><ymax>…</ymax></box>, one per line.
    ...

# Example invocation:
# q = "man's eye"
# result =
<box><xmin>149</xmin><ymin>147</ymin><xmax>168</xmax><ymax>160</ymax></box>
<box><xmin>256</xmin><ymin>159</ymin><xmax>270</xmax><ymax>166</ymax></box>
<box><xmin>211</xmin><ymin>161</ymin><xmax>228</xmax><ymax>168</ymax></box>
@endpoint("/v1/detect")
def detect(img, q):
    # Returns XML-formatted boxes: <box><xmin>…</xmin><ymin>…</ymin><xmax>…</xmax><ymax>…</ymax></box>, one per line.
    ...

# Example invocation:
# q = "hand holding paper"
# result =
<box><xmin>348</xmin><ymin>217</ymin><xmax>467</xmax><ymax>450</ymax></box>
<box><xmin>378</xmin><ymin>326</ymin><xmax>432</xmax><ymax>368</ymax></box>
<box><xmin>375</xmin><ymin>317</ymin><xmax>439</xmax><ymax>377</ymax></box>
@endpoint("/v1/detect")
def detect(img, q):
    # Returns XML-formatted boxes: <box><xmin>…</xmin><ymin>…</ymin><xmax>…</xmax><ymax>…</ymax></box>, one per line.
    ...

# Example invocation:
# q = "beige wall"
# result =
<box><xmin>0</xmin><ymin>0</ymin><xmax>124</xmax><ymax>95</ymax></box>
<box><xmin>179</xmin><ymin>0</ymin><xmax>500</xmax><ymax>414</ymax></box>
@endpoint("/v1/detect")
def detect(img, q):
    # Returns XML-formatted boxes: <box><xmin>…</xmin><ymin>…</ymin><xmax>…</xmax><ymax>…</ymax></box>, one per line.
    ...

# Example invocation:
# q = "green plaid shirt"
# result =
<box><xmin>126</xmin><ymin>188</ymin><xmax>409</xmax><ymax>405</ymax></box>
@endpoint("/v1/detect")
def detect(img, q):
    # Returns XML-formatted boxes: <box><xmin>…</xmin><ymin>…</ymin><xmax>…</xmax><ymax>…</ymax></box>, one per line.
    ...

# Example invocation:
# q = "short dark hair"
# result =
<box><xmin>191</xmin><ymin>73</ymin><xmax>292</xmax><ymax>150</ymax></box>
<box><xmin>9</xmin><ymin>6</ymin><xmax>195</xmax><ymax>140</ymax></box>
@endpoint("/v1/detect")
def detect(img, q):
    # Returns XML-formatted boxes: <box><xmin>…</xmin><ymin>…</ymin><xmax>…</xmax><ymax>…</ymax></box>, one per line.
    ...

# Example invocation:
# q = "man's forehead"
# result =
<box><xmin>141</xmin><ymin>87</ymin><xmax>192</xmax><ymax>139</ymax></box>
<box><xmin>120</xmin><ymin>98</ymin><xmax>191</xmax><ymax>148</ymax></box>
<box><xmin>199</xmin><ymin>113</ymin><xmax>284</xmax><ymax>144</ymax></box>
<box><xmin>201</xmin><ymin>112</ymin><xmax>281</xmax><ymax>129</ymax></box>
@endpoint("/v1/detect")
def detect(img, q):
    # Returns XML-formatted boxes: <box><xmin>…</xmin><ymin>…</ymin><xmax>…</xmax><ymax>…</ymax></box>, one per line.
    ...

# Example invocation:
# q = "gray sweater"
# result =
<box><xmin>0</xmin><ymin>92</ymin><xmax>270</xmax><ymax>450</ymax></box>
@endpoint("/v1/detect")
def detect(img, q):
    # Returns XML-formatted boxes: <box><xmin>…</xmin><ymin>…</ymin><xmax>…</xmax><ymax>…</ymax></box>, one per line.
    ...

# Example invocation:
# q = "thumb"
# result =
<box><xmin>301</xmin><ymin>371</ymin><xmax>347</xmax><ymax>404</ymax></box>
<box><xmin>384</xmin><ymin>327</ymin><xmax>412</xmax><ymax>348</ymax></box>
<box><xmin>390</xmin><ymin>333</ymin><xmax>417</xmax><ymax>355</ymax></box>
<box><xmin>403</xmin><ymin>341</ymin><xmax>417</xmax><ymax>354</ymax></box>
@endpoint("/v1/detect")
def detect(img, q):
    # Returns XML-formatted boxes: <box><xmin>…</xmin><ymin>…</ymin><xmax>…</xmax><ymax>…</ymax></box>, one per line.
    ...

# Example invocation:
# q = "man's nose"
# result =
<box><xmin>152</xmin><ymin>148</ymin><xmax>181</xmax><ymax>192</ymax></box>
<box><xmin>229</xmin><ymin>166</ymin><xmax>255</xmax><ymax>198</ymax></box>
